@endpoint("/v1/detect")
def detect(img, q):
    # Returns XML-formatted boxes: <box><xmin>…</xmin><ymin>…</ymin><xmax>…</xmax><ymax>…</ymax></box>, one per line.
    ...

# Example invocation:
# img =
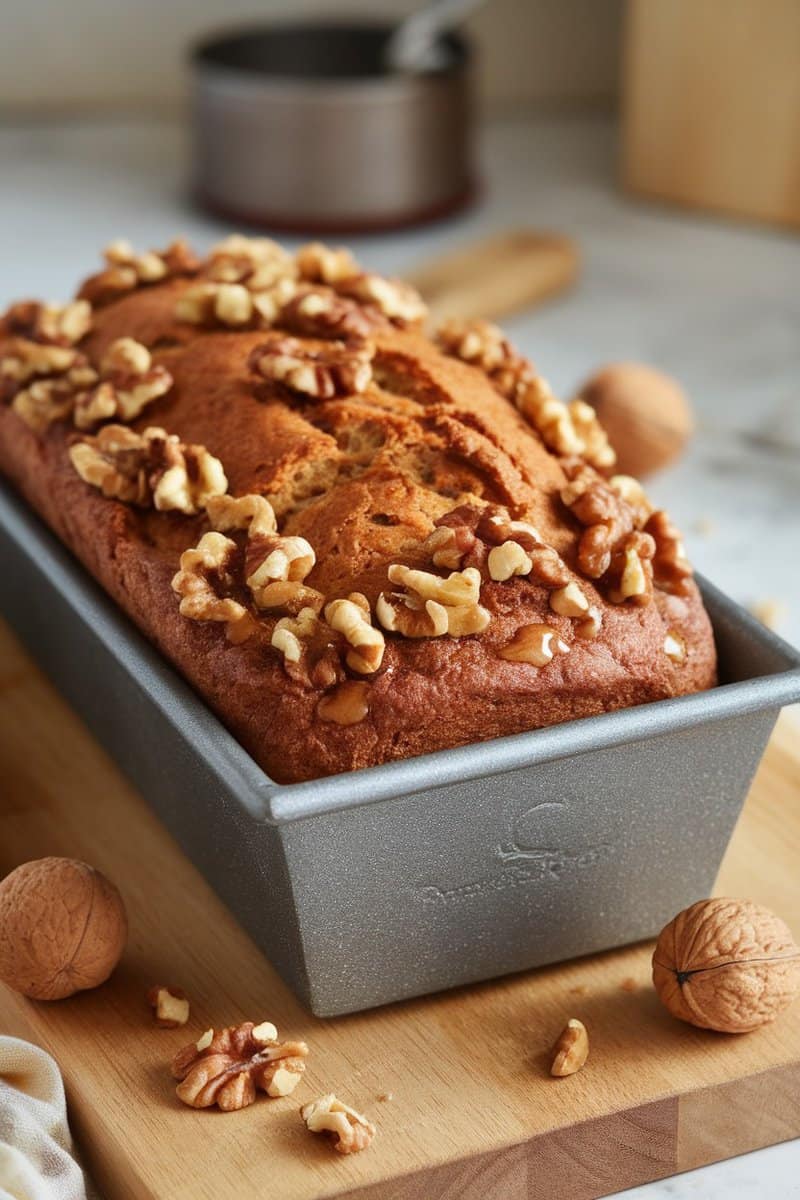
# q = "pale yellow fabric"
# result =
<box><xmin>0</xmin><ymin>1037</ymin><xmax>89</xmax><ymax>1200</ymax></box>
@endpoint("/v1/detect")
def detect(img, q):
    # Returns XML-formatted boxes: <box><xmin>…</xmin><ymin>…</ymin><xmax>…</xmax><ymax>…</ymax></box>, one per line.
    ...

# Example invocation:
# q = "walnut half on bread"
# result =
<box><xmin>0</xmin><ymin>237</ymin><xmax>716</xmax><ymax>783</ymax></box>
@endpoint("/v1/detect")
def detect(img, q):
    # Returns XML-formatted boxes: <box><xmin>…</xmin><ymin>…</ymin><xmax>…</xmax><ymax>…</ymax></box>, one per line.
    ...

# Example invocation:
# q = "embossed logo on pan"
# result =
<box><xmin>419</xmin><ymin>801</ymin><xmax>614</xmax><ymax>905</ymax></box>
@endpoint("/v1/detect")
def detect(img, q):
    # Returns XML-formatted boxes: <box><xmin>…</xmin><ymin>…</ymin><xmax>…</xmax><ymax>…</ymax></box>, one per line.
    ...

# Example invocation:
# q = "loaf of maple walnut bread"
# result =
<box><xmin>0</xmin><ymin>237</ymin><xmax>716</xmax><ymax>783</ymax></box>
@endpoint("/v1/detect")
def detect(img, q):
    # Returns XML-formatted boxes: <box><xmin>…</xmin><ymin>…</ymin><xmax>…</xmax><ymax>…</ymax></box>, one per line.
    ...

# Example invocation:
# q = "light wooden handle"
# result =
<box><xmin>406</xmin><ymin>229</ymin><xmax>580</xmax><ymax>325</ymax></box>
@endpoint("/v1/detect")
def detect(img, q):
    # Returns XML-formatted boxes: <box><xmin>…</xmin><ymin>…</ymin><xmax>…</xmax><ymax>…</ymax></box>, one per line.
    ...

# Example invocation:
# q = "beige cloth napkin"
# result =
<box><xmin>0</xmin><ymin>1037</ymin><xmax>91</xmax><ymax>1200</ymax></box>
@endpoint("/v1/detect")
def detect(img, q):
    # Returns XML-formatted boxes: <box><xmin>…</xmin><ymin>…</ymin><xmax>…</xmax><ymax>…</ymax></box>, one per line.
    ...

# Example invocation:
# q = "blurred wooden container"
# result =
<box><xmin>621</xmin><ymin>0</ymin><xmax>800</xmax><ymax>229</ymax></box>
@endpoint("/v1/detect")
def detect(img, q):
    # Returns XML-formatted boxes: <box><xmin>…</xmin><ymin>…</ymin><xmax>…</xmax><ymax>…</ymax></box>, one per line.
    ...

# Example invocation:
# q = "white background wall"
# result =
<box><xmin>0</xmin><ymin>0</ymin><xmax>623</xmax><ymax>113</ymax></box>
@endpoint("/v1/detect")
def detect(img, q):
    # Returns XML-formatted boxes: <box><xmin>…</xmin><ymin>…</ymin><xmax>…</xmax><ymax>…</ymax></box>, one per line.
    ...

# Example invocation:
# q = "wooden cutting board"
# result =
<box><xmin>0</xmin><ymin>617</ymin><xmax>799</xmax><ymax>1200</ymax></box>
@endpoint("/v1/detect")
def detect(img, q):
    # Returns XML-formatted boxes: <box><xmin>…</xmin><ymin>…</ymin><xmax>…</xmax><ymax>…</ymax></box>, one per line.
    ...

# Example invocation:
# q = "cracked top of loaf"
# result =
<box><xmin>0</xmin><ymin>236</ymin><xmax>715</xmax><ymax>783</ymax></box>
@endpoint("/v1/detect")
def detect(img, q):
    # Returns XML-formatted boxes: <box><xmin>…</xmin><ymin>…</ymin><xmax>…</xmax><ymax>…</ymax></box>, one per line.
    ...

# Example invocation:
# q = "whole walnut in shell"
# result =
<box><xmin>576</xmin><ymin>362</ymin><xmax>694</xmax><ymax>478</ymax></box>
<box><xmin>653</xmin><ymin>898</ymin><xmax>800</xmax><ymax>1033</ymax></box>
<box><xmin>0</xmin><ymin>857</ymin><xmax>128</xmax><ymax>1000</ymax></box>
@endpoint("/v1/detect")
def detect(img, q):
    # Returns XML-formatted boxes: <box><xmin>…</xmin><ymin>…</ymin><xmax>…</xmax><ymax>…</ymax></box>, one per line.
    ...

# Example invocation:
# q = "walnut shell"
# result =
<box><xmin>652</xmin><ymin>898</ymin><xmax>800</xmax><ymax>1033</ymax></box>
<box><xmin>576</xmin><ymin>362</ymin><xmax>694</xmax><ymax>477</ymax></box>
<box><xmin>0</xmin><ymin>857</ymin><xmax>128</xmax><ymax>1000</ymax></box>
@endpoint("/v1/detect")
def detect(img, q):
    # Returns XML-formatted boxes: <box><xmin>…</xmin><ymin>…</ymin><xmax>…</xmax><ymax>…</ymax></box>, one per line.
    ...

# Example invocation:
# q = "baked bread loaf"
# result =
<box><xmin>0</xmin><ymin>237</ymin><xmax>715</xmax><ymax>783</ymax></box>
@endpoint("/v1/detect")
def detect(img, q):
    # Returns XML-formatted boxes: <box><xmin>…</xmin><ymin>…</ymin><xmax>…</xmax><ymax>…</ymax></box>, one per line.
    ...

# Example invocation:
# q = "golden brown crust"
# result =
<box><xmin>0</xmin><ymin>244</ymin><xmax>716</xmax><ymax>784</ymax></box>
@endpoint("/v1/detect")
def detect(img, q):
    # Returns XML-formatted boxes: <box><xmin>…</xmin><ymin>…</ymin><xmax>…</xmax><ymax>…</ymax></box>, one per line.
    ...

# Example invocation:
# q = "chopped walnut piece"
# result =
<box><xmin>206</xmin><ymin>492</ymin><xmax>277</xmax><ymax>538</ymax></box>
<box><xmin>377</xmin><ymin>564</ymin><xmax>490</xmax><ymax>638</ymax></box>
<box><xmin>106</xmin><ymin>239</ymin><xmax>166</xmax><ymax>282</ymax></box>
<box><xmin>317</xmin><ymin>679</ymin><xmax>372</xmax><ymax>725</ymax></box>
<box><xmin>300</xmin><ymin>1094</ymin><xmax>376</xmax><ymax>1155</ymax></box>
<box><xmin>246</xmin><ymin>534</ymin><xmax>316</xmax><ymax>592</ymax></box>
<box><xmin>255</xmin><ymin>580</ymin><xmax>326</xmax><ymax>615</ymax></box>
<box><xmin>3</xmin><ymin>330</ymin><xmax>170</xmax><ymax>434</ymax></box>
<box><xmin>664</xmin><ymin>630</ymin><xmax>686</xmax><ymax>662</ymax></box>
<box><xmin>606</xmin><ymin>531</ymin><xmax>655</xmax><ymax>606</ymax></box>
<box><xmin>475</xmin><ymin>509</ymin><xmax>571</xmax><ymax>589</ymax></box>
<box><xmin>444</xmin><ymin>332</ymin><xmax>618</xmax><ymax>470</ymax></box>
<box><xmin>203</xmin><ymin>493</ymin><xmax>323</xmax><ymax>617</ymax></box>
<box><xmin>175</xmin><ymin>282</ymin><xmax>252</xmax><ymax>327</ymax></box>
<box><xmin>247</xmin><ymin>277</ymin><xmax>300</xmax><ymax>326</ymax></box>
<box><xmin>609</xmin><ymin>474</ymin><xmax>654</xmax><ymax>524</ymax></box>
<box><xmin>388</xmin><ymin>563</ymin><xmax>481</xmax><ymax>607</ymax></box>
<box><xmin>278</xmin><ymin>287</ymin><xmax>385</xmax><ymax>340</ymax></box>
<box><xmin>1</xmin><ymin>338</ymin><xmax>79</xmax><ymax>391</ymax></box>
<box><xmin>171</xmin><ymin>532</ymin><xmax>254</xmax><ymax>642</ymax></box>
<box><xmin>337</xmin><ymin>273</ymin><xmax>427</xmax><ymax>325</ymax></box>
<box><xmin>0</xmin><ymin>299</ymin><xmax>92</xmax><ymax>347</ymax></box>
<box><xmin>518</xmin><ymin>376</ymin><xmax>585</xmax><ymax>457</ymax></box>
<box><xmin>645</xmin><ymin>509</ymin><xmax>693</xmax><ymax>595</ymax></box>
<box><xmin>271</xmin><ymin>607</ymin><xmax>322</xmax><ymax>665</ymax></box>
<box><xmin>296</xmin><ymin>242</ymin><xmax>359</xmax><ymax>284</ymax></box>
<box><xmin>435</xmin><ymin>318</ymin><xmax>534</xmax><ymax>403</ymax></box>
<box><xmin>215</xmin><ymin>283</ymin><xmax>256</xmax><ymax>327</ymax></box>
<box><xmin>172</xmin><ymin>1021</ymin><xmax>309</xmax><ymax>1111</ymax></box>
<box><xmin>500</xmin><ymin>623</ymin><xmax>570</xmax><ymax>667</ymax></box>
<box><xmin>436</xmin><ymin>318</ymin><xmax>514</xmax><ymax>374</ymax></box>
<box><xmin>427</xmin><ymin>501</ymin><xmax>575</xmax><ymax>597</ymax></box>
<box><xmin>476</xmin><ymin>509</ymin><xmax>541</xmax><ymax>548</ymax></box>
<box><xmin>576</xmin><ymin>606</ymin><xmax>603</xmax><ymax>640</ymax></box>
<box><xmin>196</xmin><ymin>1029</ymin><xmax>214</xmax><ymax>1052</ymax></box>
<box><xmin>487</xmin><ymin>540</ymin><xmax>532</xmax><ymax>582</ymax></box>
<box><xmin>550</xmin><ymin>1018</ymin><xmax>589</xmax><ymax>1077</ymax></box>
<box><xmin>249</xmin><ymin>335</ymin><xmax>374</xmax><ymax>399</ymax></box>
<box><xmin>72</xmin><ymin>382</ymin><xmax>116</xmax><ymax>430</ymax></box>
<box><xmin>172</xmin><ymin>531</ymin><xmax>238</xmax><ymax>614</ymax></box>
<box><xmin>206</xmin><ymin>234</ymin><xmax>295</xmax><ymax>291</ymax></box>
<box><xmin>561</xmin><ymin>465</ymin><xmax>637</xmax><ymax>580</ymax></box>
<box><xmin>517</xmin><ymin>369</ymin><xmax>617</xmax><ymax>471</ymax></box>
<box><xmin>423</xmin><ymin>523</ymin><xmax>477</xmax><ymax>570</ymax></box>
<box><xmin>79</xmin><ymin>239</ymin><xmax>198</xmax><ymax>306</ymax></box>
<box><xmin>147</xmin><ymin>985</ymin><xmax>190</xmax><ymax>1028</ymax></box>
<box><xmin>325</xmin><ymin>595</ymin><xmax>385</xmax><ymax>674</ymax></box>
<box><xmin>11</xmin><ymin>377</ymin><xmax>86</xmax><ymax>432</ymax></box>
<box><xmin>549</xmin><ymin>581</ymin><xmax>590</xmax><ymax>618</ymax></box>
<box><xmin>567</xmin><ymin>398</ymin><xmax>616</xmax><ymax>471</ymax></box>
<box><xmin>73</xmin><ymin>337</ymin><xmax>172</xmax><ymax>430</ymax></box>
<box><xmin>70</xmin><ymin>424</ymin><xmax>227</xmax><ymax>514</ymax></box>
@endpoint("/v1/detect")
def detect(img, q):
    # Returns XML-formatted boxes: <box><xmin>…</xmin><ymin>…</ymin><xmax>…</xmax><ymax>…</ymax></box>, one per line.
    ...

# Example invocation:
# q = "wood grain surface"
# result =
<box><xmin>0</xmin><ymin>618</ymin><xmax>798</xmax><ymax>1200</ymax></box>
<box><xmin>622</xmin><ymin>0</ymin><xmax>800</xmax><ymax>229</ymax></box>
<box><xmin>407</xmin><ymin>230</ymin><xmax>580</xmax><ymax>324</ymax></box>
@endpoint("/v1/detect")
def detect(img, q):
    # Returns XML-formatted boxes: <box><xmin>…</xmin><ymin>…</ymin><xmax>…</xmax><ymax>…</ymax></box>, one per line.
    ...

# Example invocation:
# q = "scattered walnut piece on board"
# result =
<box><xmin>147</xmin><ymin>985</ymin><xmax>190</xmax><ymax>1027</ymax></box>
<box><xmin>300</xmin><ymin>1093</ymin><xmax>376</xmax><ymax>1154</ymax></box>
<box><xmin>652</xmin><ymin>898</ymin><xmax>800</xmax><ymax>1033</ymax></box>
<box><xmin>550</xmin><ymin>1018</ymin><xmax>589</xmax><ymax>1077</ymax></box>
<box><xmin>171</xmin><ymin>1021</ymin><xmax>309</xmax><ymax>1110</ymax></box>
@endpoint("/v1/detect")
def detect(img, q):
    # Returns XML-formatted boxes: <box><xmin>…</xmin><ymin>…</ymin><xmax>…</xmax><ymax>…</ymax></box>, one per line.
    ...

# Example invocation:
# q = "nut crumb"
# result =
<box><xmin>500</xmin><ymin>623</ymin><xmax>570</xmax><ymax>668</ymax></box>
<box><xmin>748</xmin><ymin>599</ymin><xmax>786</xmax><ymax>632</ymax></box>
<box><xmin>619</xmin><ymin>977</ymin><xmax>639</xmax><ymax>993</ymax></box>
<box><xmin>550</xmin><ymin>1018</ymin><xmax>589</xmax><ymax>1077</ymax></box>
<box><xmin>147</xmin><ymin>985</ymin><xmax>190</xmax><ymax>1027</ymax></box>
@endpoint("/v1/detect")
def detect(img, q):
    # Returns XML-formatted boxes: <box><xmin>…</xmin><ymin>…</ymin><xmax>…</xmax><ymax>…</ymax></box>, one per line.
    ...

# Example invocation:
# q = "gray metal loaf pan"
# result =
<box><xmin>2</xmin><ymin>479</ymin><xmax>799</xmax><ymax>1016</ymax></box>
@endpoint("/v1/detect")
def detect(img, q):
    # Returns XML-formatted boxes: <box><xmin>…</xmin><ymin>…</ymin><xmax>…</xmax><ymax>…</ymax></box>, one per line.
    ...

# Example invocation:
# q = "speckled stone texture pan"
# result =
<box><xmin>2</xmin><ymin>483</ymin><xmax>798</xmax><ymax>1015</ymax></box>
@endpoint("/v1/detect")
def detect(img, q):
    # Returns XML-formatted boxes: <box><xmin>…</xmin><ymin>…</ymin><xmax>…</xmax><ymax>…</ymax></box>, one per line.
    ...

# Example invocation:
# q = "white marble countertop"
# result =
<box><xmin>0</xmin><ymin>112</ymin><xmax>798</xmax><ymax>1198</ymax></box>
